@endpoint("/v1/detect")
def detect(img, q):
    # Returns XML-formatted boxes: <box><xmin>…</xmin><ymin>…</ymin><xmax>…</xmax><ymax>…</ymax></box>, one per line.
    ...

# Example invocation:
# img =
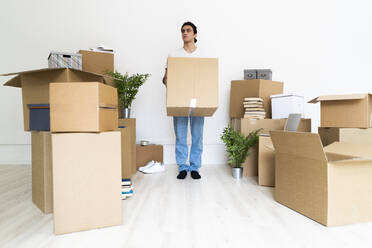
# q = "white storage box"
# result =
<box><xmin>271</xmin><ymin>94</ymin><xmax>304</xmax><ymax>119</ymax></box>
<box><xmin>48</xmin><ymin>51</ymin><xmax>82</xmax><ymax>70</ymax></box>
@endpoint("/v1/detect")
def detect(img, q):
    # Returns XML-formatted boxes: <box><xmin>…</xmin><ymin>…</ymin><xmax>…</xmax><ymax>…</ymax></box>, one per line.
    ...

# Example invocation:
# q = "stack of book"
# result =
<box><xmin>243</xmin><ymin>97</ymin><xmax>265</xmax><ymax>119</ymax></box>
<box><xmin>122</xmin><ymin>178</ymin><xmax>134</xmax><ymax>200</ymax></box>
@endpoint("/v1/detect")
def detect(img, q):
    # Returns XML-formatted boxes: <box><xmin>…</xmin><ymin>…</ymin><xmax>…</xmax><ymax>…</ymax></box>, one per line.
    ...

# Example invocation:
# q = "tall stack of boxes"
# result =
<box><xmin>270</xmin><ymin>93</ymin><xmax>372</xmax><ymax>226</ymax></box>
<box><xmin>230</xmin><ymin>72</ymin><xmax>311</xmax><ymax>185</ymax></box>
<box><xmin>50</xmin><ymin>82</ymin><xmax>122</xmax><ymax>234</ymax></box>
<box><xmin>1</xmin><ymin>50</ymin><xmax>129</xmax><ymax>234</ymax></box>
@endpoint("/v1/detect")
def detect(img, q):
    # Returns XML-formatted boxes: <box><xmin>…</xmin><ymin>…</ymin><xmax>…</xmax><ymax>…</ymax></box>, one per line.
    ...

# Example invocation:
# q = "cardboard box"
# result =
<box><xmin>52</xmin><ymin>131</ymin><xmax>122</xmax><ymax>234</ymax></box>
<box><xmin>309</xmin><ymin>93</ymin><xmax>372</xmax><ymax>128</ymax></box>
<box><xmin>49</xmin><ymin>82</ymin><xmax>118</xmax><ymax>132</ymax></box>
<box><xmin>166</xmin><ymin>57</ymin><xmax>218</xmax><ymax>116</ymax></box>
<box><xmin>78</xmin><ymin>50</ymin><xmax>114</xmax><ymax>75</ymax></box>
<box><xmin>136</xmin><ymin>145</ymin><xmax>164</xmax><ymax>168</ymax></box>
<box><xmin>270</xmin><ymin>94</ymin><xmax>304</xmax><ymax>119</ymax></box>
<box><xmin>1</xmin><ymin>68</ymin><xmax>109</xmax><ymax>131</ymax></box>
<box><xmin>230</xmin><ymin>80</ymin><xmax>283</xmax><ymax>118</ymax></box>
<box><xmin>318</xmin><ymin>127</ymin><xmax>372</xmax><ymax>147</ymax></box>
<box><xmin>31</xmin><ymin>131</ymin><xmax>53</xmax><ymax>214</ymax></box>
<box><xmin>118</xmin><ymin>119</ymin><xmax>136</xmax><ymax>175</ymax></box>
<box><xmin>271</xmin><ymin>131</ymin><xmax>372</xmax><ymax>226</ymax></box>
<box><xmin>117</xmin><ymin>126</ymin><xmax>132</xmax><ymax>179</ymax></box>
<box><xmin>231</xmin><ymin>118</ymin><xmax>311</xmax><ymax>176</ymax></box>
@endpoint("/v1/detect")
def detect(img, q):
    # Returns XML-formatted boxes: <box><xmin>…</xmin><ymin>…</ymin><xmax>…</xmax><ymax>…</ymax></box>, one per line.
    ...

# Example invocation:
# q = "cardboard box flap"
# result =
<box><xmin>329</xmin><ymin>157</ymin><xmax>372</xmax><ymax>166</ymax></box>
<box><xmin>2</xmin><ymin>68</ymin><xmax>112</xmax><ymax>87</ymax></box>
<box><xmin>308</xmin><ymin>94</ymin><xmax>369</xmax><ymax>103</ymax></box>
<box><xmin>270</xmin><ymin>131</ymin><xmax>327</xmax><ymax>161</ymax></box>
<box><xmin>324</xmin><ymin>142</ymin><xmax>372</xmax><ymax>158</ymax></box>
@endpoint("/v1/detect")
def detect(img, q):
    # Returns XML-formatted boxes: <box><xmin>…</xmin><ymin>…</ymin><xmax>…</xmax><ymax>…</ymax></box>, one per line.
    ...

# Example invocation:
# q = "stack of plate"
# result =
<box><xmin>243</xmin><ymin>97</ymin><xmax>265</xmax><ymax>119</ymax></box>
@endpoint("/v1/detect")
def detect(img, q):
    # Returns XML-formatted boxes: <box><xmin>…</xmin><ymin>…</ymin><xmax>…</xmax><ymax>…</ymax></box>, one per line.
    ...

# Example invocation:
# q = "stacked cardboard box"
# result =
<box><xmin>50</xmin><ymin>82</ymin><xmax>122</xmax><ymax>235</ymax></box>
<box><xmin>229</xmin><ymin>78</ymin><xmax>311</xmax><ymax>182</ymax></box>
<box><xmin>1</xmin><ymin>53</ymin><xmax>124</xmax><ymax>233</ymax></box>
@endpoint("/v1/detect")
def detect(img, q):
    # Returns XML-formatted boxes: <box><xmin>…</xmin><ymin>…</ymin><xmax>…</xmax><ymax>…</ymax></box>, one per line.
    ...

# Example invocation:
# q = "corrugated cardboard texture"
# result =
<box><xmin>232</xmin><ymin>118</ymin><xmax>311</xmax><ymax>177</ymax></box>
<box><xmin>166</xmin><ymin>57</ymin><xmax>218</xmax><ymax>117</ymax></box>
<box><xmin>310</xmin><ymin>94</ymin><xmax>372</xmax><ymax>128</ymax></box>
<box><xmin>79</xmin><ymin>50</ymin><xmax>114</xmax><ymax>76</ymax></box>
<box><xmin>319</xmin><ymin>127</ymin><xmax>372</xmax><ymax>147</ymax></box>
<box><xmin>230</xmin><ymin>80</ymin><xmax>283</xmax><ymax>118</ymax></box>
<box><xmin>49</xmin><ymin>82</ymin><xmax>118</xmax><ymax>132</ymax></box>
<box><xmin>1</xmin><ymin>68</ymin><xmax>108</xmax><ymax>131</ymax></box>
<box><xmin>117</xmin><ymin>127</ymin><xmax>132</xmax><ymax>179</ymax></box>
<box><xmin>118</xmin><ymin>119</ymin><xmax>136</xmax><ymax>175</ymax></box>
<box><xmin>271</xmin><ymin>131</ymin><xmax>372</xmax><ymax>226</ymax></box>
<box><xmin>52</xmin><ymin>132</ymin><xmax>122</xmax><ymax>235</ymax></box>
<box><xmin>31</xmin><ymin>131</ymin><xmax>53</xmax><ymax>214</ymax></box>
<box><xmin>258</xmin><ymin>136</ymin><xmax>275</xmax><ymax>186</ymax></box>
<box><xmin>136</xmin><ymin>145</ymin><xmax>164</xmax><ymax>168</ymax></box>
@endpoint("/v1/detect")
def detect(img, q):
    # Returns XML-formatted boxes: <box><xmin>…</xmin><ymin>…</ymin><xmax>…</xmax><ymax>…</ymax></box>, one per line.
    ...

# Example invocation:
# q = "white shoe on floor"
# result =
<box><xmin>138</xmin><ymin>160</ymin><xmax>155</xmax><ymax>172</ymax></box>
<box><xmin>142</xmin><ymin>162</ymin><xmax>165</xmax><ymax>174</ymax></box>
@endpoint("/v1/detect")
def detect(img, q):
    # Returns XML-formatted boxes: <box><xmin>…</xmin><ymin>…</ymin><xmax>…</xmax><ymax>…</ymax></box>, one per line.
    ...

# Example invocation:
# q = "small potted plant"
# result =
<box><xmin>106</xmin><ymin>71</ymin><xmax>150</xmax><ymax>118</ymax></box>
<box><xmin>220</xmin><ymin>125</ymin><xmax>260</xmax><ymax>179</ymax></box>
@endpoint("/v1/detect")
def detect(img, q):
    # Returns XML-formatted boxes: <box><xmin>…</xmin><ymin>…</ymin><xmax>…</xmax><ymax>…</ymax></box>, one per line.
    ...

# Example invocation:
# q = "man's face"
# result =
<box><xmin>181</xmin><ymin>25</ymin><xmax>196</xmax><ymax>43</ymax></box>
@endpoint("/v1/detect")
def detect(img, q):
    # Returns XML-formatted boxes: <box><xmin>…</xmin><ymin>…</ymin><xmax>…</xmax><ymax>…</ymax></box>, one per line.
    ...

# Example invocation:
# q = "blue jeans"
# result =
<box><xmin>173</xmin><ymin>116</ymin><xmax>204</xmax><ymax>172</ymax></box>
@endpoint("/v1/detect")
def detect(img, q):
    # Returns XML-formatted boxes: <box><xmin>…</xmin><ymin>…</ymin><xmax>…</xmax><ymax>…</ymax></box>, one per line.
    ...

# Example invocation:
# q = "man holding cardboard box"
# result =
<box><xmin>163</xmin><ymin>22</ymin><xmax>204</xmax><ymax>180</ymax></box>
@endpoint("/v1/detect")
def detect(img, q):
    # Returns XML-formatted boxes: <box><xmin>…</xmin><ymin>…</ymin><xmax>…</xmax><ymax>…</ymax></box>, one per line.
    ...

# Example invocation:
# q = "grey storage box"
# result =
<box><xmin>244</xmin><ymin>69</ymin><xmax>257</xmax><ymax>80</ymax></box>
<box><xmin>257</xmin><ymin>69</ymin><xmax>272</xmax><ymax>80</ymax></box>
<box><xmin>48</xmin><ymin>51</ymin><xmax>82</xmax><ymax>70</ymax></box>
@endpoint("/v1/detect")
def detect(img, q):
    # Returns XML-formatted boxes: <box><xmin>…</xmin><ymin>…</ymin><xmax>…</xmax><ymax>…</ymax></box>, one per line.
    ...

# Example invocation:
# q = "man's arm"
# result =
<box><xmin>162</xmin><ymin>68</ymin><xmax>167</xmax><ymax>86</ymax></box>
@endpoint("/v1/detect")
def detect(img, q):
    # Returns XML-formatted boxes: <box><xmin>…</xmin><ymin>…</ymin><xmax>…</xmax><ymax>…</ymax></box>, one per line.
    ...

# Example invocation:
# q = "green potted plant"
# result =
<box><xmin>106</xmin><ymin>71</ymin><xmax>150</xmax><ymax>118</ymax></box>
<box><xmin>220</xmin><ymin>125</ymin><xmax>261</xmax><ymax>179</ymax></box>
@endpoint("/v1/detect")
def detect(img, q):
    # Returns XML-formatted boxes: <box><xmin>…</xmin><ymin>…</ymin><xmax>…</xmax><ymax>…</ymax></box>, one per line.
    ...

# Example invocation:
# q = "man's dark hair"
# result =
<box><xmin>181</xmin><ymin>22</ymin><xmax>197</xmax><ymax>43</ymax></box>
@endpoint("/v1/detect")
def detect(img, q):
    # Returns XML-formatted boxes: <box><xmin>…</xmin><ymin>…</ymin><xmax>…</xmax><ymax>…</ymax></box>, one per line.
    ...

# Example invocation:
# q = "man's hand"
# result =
<box><xmin>162</xmin><ymin>69</ymin><xmax>167</xmax><ymax>86</ymax></box>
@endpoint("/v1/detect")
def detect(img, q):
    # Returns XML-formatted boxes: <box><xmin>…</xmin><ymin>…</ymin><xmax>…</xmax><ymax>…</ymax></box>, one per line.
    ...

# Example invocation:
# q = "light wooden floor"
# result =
<box><xmin>1</xmin><ymin>164</ymin><xmax>372</xmax><ymax>248</ymax></box>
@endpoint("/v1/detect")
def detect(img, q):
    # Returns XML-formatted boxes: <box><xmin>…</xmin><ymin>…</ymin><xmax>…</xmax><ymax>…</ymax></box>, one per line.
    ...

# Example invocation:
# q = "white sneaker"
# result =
<box><xmin>138</xmin><ymin>160</ymin><xmax>155</xmax><ymax>172</ymax></box>
<box><xmin>142</xmin><ymin>162</ymin><xmax>165</xmax><ymax>174</ymax></box>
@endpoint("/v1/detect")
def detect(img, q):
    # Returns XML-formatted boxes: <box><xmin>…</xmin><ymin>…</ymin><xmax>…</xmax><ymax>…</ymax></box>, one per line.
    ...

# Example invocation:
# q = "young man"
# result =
<box><xmin>163</xmin><ymin>22</ymin><xmax>204</xmax><ymax>180</ymax></box>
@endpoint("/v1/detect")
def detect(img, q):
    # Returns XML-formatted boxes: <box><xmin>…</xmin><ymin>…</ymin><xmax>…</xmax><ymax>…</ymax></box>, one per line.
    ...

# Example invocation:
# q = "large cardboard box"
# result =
<box><xmin>166</xmin><ymin>57</ymin><xmax>218</xmax><ymax>116</ymax></box>
<box><xmin>49</xmin><ymin>82</ymin><xmax>118</xmax><ymax>132</ymax></box>
<box><xmin>271</xmin><ymin>131</ymin><xmax>372</xmax><ymax>226</ymax></box>
<box><xmin>118</xmin><ymin>119</ymin><xmax>136</xmax><ymax>175</ymax></box>
<box><xmin>136</xmin><ymin>145</ymin><xmax>164</xmax><ymax>168</ymax></box>
<box><xmin>78</xmin><ymin>50</ymin><xmax>114</xmax><ymax>75</ymax></box>
<box><xmin>31</xmin><ymin>131</ymin><xmax>53</xmax><ymax>214</ymax></box>
<box><xmin>231</xmin><ymin>118</ymin><xmax>311</xmax><ymax>176</ymax></box>
<box><xmin>318</xmin><ymin>127</ymin><xmax>372</xmax><ymax>147</ymax></box>
<box><xmin>117</xmin><ymin>126</ymin><xmax>132</xmax><ymax>179</ymax></box>
<box><xmin>1</xmin><ymin>68</ymin><xmax>109</xmax><ymax>131</ymax></box>
<box><xmin>230</xmin><ymin>80</ymin><xmax>283</xmax><ymax>118</ymax></box>
<box><xmin>309</xmin><ymin>93</ymin><xmax>372</xmax><ymax>128</ymax></box>
<box><xmin>52</xmin><ymin>131</ymin><xmax>122</xmax><ymax>235</ymax></box>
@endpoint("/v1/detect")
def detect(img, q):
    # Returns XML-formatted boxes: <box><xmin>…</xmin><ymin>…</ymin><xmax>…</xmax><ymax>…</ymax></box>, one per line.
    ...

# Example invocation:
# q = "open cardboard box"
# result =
<box><xmin>1</xmin><ymin>68</ymin><xmax>111</xmax><ymax>131</ymax></box>
<box><xmin>166</xmin><ymin>57</ymin><xmax>218</xmax><ymax>116</ymax></box>
<box><xmin>230</xmin><ymin>80</ymin><xmax>283</xmax><ymax>118</ymax></box>
<box><xmin>309</xmin><ymin>93</ymin><xmax>372</xmax><ymax>128</ymax></box>
<box><xmin>270</xmin><ymin>131</ymin><xmax>372</xmax><ymax>226</ymax></box>
<box><xmin>231</xmin><ymin>118</ymin><xmax>311</xmax><ymax>177</ymax></box>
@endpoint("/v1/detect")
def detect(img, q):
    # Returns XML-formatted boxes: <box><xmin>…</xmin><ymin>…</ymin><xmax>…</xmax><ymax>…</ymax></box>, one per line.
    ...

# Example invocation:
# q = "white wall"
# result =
<box><xmin>1</xmin><ymin>0</ymin><xmax>371</xmax><ymax>165</ymax></box>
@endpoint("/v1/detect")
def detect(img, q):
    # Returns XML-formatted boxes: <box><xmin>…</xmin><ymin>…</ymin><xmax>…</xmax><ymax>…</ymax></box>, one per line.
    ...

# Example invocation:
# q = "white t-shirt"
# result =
<box><xmin>165</xmin><ymin>47</ymin><xmax>201</xmax><ymax>69</ymax></box>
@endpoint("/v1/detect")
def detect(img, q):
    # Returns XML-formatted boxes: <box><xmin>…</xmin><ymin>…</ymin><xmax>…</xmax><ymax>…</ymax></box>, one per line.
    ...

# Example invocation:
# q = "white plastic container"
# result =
<box><xmin>270</xmin><ymin>94</ymin><xmax>304</xmax><ymax>119</ymax></box>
